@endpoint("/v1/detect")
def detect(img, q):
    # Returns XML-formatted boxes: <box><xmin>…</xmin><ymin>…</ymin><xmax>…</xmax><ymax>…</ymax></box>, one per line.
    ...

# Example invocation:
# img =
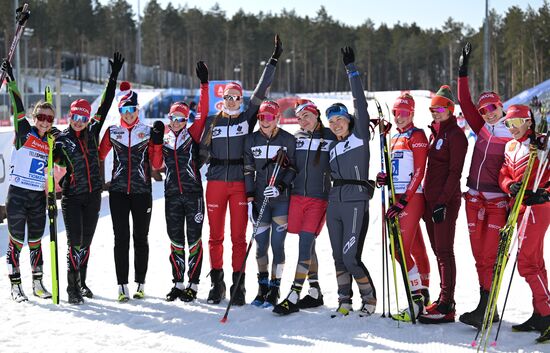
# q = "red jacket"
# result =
<box><xmin>423</xmin><ymin>116</ymin><xmax>469</xmax><ymax>205</ymax></box>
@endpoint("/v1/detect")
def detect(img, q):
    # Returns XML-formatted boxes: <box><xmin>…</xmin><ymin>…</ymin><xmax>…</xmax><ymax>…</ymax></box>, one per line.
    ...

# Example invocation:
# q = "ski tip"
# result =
<box><xmin>220</xmin><ymin>317</ymin><xmax>228</xmax><ymax>324</ymax></box>
<box><xmin>490</xmin><ymin>341</ymin><xmax>497</xmax><ymax>347</ymax></box>
<box><xmin>470</xmin><ymin>341</ymin><xmax>477</xmax><ymax>347</ymax></box>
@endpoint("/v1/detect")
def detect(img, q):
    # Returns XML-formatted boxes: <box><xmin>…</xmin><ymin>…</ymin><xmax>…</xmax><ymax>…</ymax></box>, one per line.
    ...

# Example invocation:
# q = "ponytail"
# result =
<box><xmin>204</xmin><ymin>112</ymin><xmax>223</xmax><ymax>147</ymax></box>
<box><xmin>313</xmin><ymin>120</ymin><xmax>324</xmax><ymax>166</ymax></box>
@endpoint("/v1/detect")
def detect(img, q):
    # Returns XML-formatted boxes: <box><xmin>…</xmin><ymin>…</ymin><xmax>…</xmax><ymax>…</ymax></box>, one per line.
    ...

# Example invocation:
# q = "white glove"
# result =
<box><xmin>247</xmin><ymin>202</ymin><xmax>257</xmax><ymax>225</ymax></box>
<box><xmin>263</xmin><ymin>185</ymin><xmax>280</xmax><ymax>198</ymax></box>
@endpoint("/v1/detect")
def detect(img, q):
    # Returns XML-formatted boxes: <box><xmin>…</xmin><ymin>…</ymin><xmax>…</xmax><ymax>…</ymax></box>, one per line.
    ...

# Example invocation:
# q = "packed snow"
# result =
<box><xmin>0</xmin><ymin>93</ymin><xmax>548</xmax><ymax>353</ymax></box>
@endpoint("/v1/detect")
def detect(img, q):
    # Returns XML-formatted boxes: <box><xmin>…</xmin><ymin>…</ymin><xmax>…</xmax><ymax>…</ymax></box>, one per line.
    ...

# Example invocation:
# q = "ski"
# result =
<box><xmin>0</xmin><ymin>4</ymin><xmax>30</xmax><ymax>89</ymax></box>
<box><xmin>374</xmin><ymin>99</ymin><xmax>417</xmax><ymax>324</ymax></box>
<box><xmin>45</xmin><ymin>85</ymin><xmax>59</xmax><ymax>305</ymax></box>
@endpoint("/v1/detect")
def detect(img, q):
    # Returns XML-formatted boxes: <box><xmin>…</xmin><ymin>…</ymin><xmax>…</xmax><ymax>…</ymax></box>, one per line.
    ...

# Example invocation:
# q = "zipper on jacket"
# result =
<box><xmin>303</xmin><ymin>132</ymin><xmax>314</xmax><ymax>196</ymax></box>
<box><xmin>475</xmin><ymin>133</ymin><xmax>492</xmax><ymax>190</ymax></box>
<box><xmin>225</xmin><ymin>118</ymin><xmax>230</xmax><ymax>182</ymax></box>
<box><xmin>127</xmin><ymin>129</ymin><xmax>132</xmax><ymax>194</ymax></box>
<box><xmin>77</xmin><ymin>138</ymin><xmax>92</xmax><ymax>192</ymax></box>
<box><xmin>173</xmin><ymin>132</ymin><xmax>183</xmax><ymax>194</ymax></box>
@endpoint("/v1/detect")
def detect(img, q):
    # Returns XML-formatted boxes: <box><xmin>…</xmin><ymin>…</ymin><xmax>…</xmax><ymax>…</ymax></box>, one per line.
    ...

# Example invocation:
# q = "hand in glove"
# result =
<box><xmin>109</xmin><ymin>52</ymin><xmax>125</xmax><ymax>78</ymax></box>
<box><xmin>341</xmin><ymin>46</ymin><xmax>355</xmax><ymax>66</ymax></box>
<box><xmin>458</xmin><ymin>42</ymin><xmax>471</xmax><ymax>77</ymax></box>
<box><xmin>151</xmin><ymin>120</ymin><xmax>165</xmax><ymax>145</ymax></box>
<box><xmin>247</xmin><ymin>201</ymin><xmax>259</xmax><ymax>225</ymax></box>
<box><xmin>509</xmin><ymin>182</ymin><xmax>522</xmax><ymax>196</ymax></box>
<box><xmin>263</xmin><ymin>185</ymin><xmax>281</xmax><ymax>198</ymax></box>
<box><xmin>48</xmin><ymin>194</ymin><xmax>58</xmax><ymax>218</ymax></box>
<box><xmin>376</xmin><ymin>172</ymin><xmax>388</xmax><ymax>187</ymax></box>
<box><xmin>1</xmin><ymin>59</ymin><xmax>15</xmax><ymax>82</ymax></box>
<box><xmin>196</xmin><ymin>61</ymin><xmax>209</xmax><ymax>84</ymax></box>
<box><xmin>432</xmin><ymin>204</ymin><xmax>446</xmax><ymax>224</ymax></box>
<box><xmin>524</xmin><ymin>188</ymin><xmax>550</xmax><ymax>206</ymax></box>
<box><xmin>16</xmin><ymin>6</ymin><xmax>30</xmax><ymax>25</ymax></box>
<box><xmin>386</xmin><ymin>198</ymin><xmax>408</xmax><ymax>219</ymax></box>
<box><xmin>271</xmin><ymin>34</ymin><xmax>283</xmax><ymax>60</ymax></box>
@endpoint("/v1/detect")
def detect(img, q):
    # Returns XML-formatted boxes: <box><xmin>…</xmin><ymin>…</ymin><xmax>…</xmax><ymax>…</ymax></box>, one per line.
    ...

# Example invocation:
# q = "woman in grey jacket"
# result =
<box><xmin>326</xmin><ymin>47</ymin><xmax>376</xmax><ymax>317</ymax></box>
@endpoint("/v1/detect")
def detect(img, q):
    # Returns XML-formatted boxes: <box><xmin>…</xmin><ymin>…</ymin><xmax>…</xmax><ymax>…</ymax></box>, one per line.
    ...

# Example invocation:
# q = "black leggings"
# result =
<box><xmin>109</xmin><ymin>191</ymin><xmax>152</xmax><ymax>285</ymax></box>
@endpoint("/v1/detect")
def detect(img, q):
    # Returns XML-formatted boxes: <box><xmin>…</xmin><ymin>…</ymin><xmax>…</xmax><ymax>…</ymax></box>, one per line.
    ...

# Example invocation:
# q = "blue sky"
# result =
<box><xmin>110</xmin><ymin>0</ymin><xmax>545</xmax><ymax>29</ymax></box>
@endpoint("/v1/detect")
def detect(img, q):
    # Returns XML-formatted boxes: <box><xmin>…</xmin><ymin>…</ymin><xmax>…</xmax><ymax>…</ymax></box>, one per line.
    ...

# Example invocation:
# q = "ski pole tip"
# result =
<box><xmin>220</xmin><ymin>317</ymin><xmax>228</xmax><ymax>324</ymax></box>
<box><xmin>470</xmin><ymin>341</ymin><xmax>477</xmax><ymax>347</ymax></box>
<box><xmin>490</xmin><ymin>341</ymin><xmax>497</xmax><ymax>347</ymax></box>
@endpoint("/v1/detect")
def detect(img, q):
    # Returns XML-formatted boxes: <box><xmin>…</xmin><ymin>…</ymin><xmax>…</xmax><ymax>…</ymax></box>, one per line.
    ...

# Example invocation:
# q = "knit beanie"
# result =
<box><xmin>431</xmin><ymin>85</ymin><xmax>455</xmax><ymax>113</ymax></box>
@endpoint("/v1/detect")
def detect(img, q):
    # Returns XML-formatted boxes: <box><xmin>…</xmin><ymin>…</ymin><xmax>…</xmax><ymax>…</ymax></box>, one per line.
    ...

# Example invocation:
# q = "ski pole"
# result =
<box><xmin>0</xmin><ymin>4</ymin><xmax>30</xmax><ymax>89</ymax></box>
<box><xmin>221</xmin><ymin>149</ymin><xmax>287</xmax><ymax>323</ymax></box>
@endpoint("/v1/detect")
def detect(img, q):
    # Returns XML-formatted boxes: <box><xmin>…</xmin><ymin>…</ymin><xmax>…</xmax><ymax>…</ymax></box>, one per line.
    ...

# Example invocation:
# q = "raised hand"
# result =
<box><xmin>458</xmin><ymin>42</ymin><xmax>471</xmax><ymax>77</ymax></box>
<box><xmin>341</xmin><ymin>46</ymin><xmax>355</xmax><ymax>66</ymax></box>
<box><xmin>196</xmin><ymin>61</ymin><xmax>209</xmax><ymax>84</ymax></box>
<box><xmin>109</xmin><ymin>52</ymin><xmax>125</xmax><ymax>77</ymax></box>
<box><xmin>1</xmin><ymin>59</ymin><xmax>15</xmax><ymax>81</ymax></box>
<box><xmin>272</xmin><ymin>34</ymin><xmax>283</xmax><ymax>60</ymax></box>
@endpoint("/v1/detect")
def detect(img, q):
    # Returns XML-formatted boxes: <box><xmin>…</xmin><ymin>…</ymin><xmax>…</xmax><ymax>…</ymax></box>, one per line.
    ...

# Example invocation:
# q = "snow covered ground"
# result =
<box><xmin>0</xmin><ymin>97</ymin><xmax>548</xmax><ymax>353</ymax></box>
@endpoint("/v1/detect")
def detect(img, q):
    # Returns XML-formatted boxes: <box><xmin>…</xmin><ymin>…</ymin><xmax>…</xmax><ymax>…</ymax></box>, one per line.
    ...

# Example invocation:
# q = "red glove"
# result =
<box><xmin>376</xmin><ymin>172</ymin><xmax>388</xmax><ymax>187</ymax></box>
<box><xmin>386</xmin><ymin>199</ymin><xmax>408</xmax><ymax>219</ymax></box>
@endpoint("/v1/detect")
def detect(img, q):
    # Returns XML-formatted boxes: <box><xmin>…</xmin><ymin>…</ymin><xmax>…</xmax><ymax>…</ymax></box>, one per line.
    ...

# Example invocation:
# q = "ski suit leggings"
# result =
<box><xmin>423</xmin><ymin>195</ymin><xmax>461</xmax><ymax>304</ymax></box>
<box><xmin>6</xmin><ymin>185</ymin><xmax>46</xmax><ymax>275</ymax></box>
<box><xmin>206</xmin><ymin>180</ymin><xmax>247</xmax><ymax>272</ymax></box>
<box><xmin>517</xmin><ymin>203</ymin><xmax>550</xmax><ymax>316</ymax></box>
<box><xmin>464</xmin><ymin>192</ymin><xmax>508</xmax><ymax>291</ymax></box>
<box><xmin>395</xmin><ymin>192</ymin><xmax>430</xmax><ymax>290</ymax></box>
<box><xmin>61</xmin><ymin>191</ymin><xmax>101</xmax><ymax>273</ymax></box>
<box><xmin>109</xmin><ymin>191</ymin><xmax>152</xmax><ymax>285</ymax></box>
<box><xmin>327</xmin><ymin>200</ymin><xmax>376</xmax><ymax>305</ymax></box>
<box><xmin>254</xmin><ymin>199</ymin><xmax>288</xmax><ymax>279</ymax></box>
<box><xmin>165</xmin><ymin>193</ymin><xmax>204</xmax><ymax>284</ymax></box>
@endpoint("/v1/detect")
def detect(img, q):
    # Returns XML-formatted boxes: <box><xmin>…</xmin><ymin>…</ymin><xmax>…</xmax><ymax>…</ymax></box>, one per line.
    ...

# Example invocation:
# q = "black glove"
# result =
<box><xmin>109</xmin><ymin>52</ymin><xmax>125</xmax><ymax>78</ymax></box>
<box><xmin>509</xmin><ymin>182</ymin><xmax>522</xmax><ymax>196</ymax></box>
<box><xmin>432</xmin><ymin>204</ymin><xmax>446</xmax><ymax>224</ymax></box>
<box><xmin>524</xmin><ymin>188</ymin><xmax>550</xmax><ymax>206</ymax></box>
<box><xmin>458</xmin><ymin>42</ymin><xmax>471</xmax><ymax>77</ymax></box>
<box><xmin>196</xmin><ymin>61</ymin><xmax>209</xmax><ymax>84</ymax></box>
<box><xmin>1</xmin><ymin>59</ymin><xmax>15</xmax><ymax>82</ymax></box>
<box><xmin>48</xmin><ymin>194</ymin><xmax>58</xmax><ymax>218</ymax></box>
<box><xmin>271</xmin><ymin>34</ymin><xmax>283</xmax><ymax>60</ymax></box>
<box><xmin>16</xmin><ymin>6</ymin><xmax>30</xmax><ymax>25</ymax></box>
<box><xmin>341</xmin><ymin>46</ymin><xmax>355</xmax><ymax>66</ymax></box>
<box><xmin>151</xmin><ymin>120</ymin><xmax>165</xmax><ymax>145</ymax></box>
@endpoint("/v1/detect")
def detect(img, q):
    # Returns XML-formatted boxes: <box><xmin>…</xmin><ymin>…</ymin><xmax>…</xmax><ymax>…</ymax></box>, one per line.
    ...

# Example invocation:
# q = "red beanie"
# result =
<box><xmin>223</xmin><ymin>82</ymin><xmax>243</xmax><ymax>96</ymax></box>
<box><xmin>117</xmin><ymin>81</ymin><xmax>138</xmax><ymax>108</ymax></box>
<box><xmin>431</xmin><ymin>85</ymin><xmax>455</xmax><ymax>113</ymax></box>
<box><xmin>258</xmin><ymin>100</ymin><xmax>279</xmax><ymax>116</ymax></box>
<box><xmin>393</xmin><ymin>93</ymin><xmax>415</xmax><ymax>111</ymax></box>
<box><xmin>169</xmin><ymin>102</ymin><xmax>190</xmax><ymax>118</ymax></box>
<box><xmin>478</xmin><ymin>91</ymin><xmax>502</xmax><ymax>109</ymax></box>
<box><xmin>505</xmin><ymin>104</ymin><xmax>530</xmax><ymax>120</ymax></box>
<box><xmin>70</xmin><ymin>99</ymin><xmax>91</xmax><ymax>118</ymax></box>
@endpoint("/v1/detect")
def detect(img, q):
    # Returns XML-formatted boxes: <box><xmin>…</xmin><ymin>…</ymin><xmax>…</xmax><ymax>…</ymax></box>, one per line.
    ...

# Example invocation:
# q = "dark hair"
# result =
<box><xmin>313</xmin><ymin>119</ymin><xmax>325</xmax><ymax>166</ymax></box>
<box><xmin>204</xmin><ymin>112</ymin><xmax>223</xmax><ymax>147</ymax></box>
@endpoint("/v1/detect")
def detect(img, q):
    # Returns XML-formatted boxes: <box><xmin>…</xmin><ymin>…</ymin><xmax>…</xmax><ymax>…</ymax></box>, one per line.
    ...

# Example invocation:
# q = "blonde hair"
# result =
<box><xmin>32</xmin><ymin>100</ymin><xmax>55</xmax><ymax>116</ymax></box>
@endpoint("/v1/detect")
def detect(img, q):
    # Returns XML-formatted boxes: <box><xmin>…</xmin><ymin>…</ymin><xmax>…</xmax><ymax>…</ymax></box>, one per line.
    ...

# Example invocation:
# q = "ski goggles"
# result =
<box><xmin>258</xmin><ymin>114</ymin><xmax>277</xmax><ymax>122</ymax></box>
<box><xmin>169</xmin><ymin>114</ymin><xmax>188</xmax><ymax>123</ymax></box>
<box><xmin>429</xmin><ymin>106</ymin><xmax>447</xmax><ymax>113</ymax></box>
<box><xmin>223</xmin><ymin>95</ymin><xmax>241</xmax><ymax>102</ymax></box>
<box><xmin>478</xmin><ymin>103</ymin><xmax>500</xmax><ymax>115</ymax></box>
<box><xmin>71</xmin><ymin>114</ymin><xmax>89</xmax><ymax>123</ymax></box>
<box><xmin>326</xmin><ymin>105</ymin><xmax>350</xmax><ymax>120</ymax></box>
<box><xmin>35</xmin><ymin>113</ymin><xmax>54</xmax><ymax>123</ymax></box>
<box><xmin>504</xmin><ymin>118</ymin><xmax>529</xmax><ymax>129</ymax></box>
<box><xmin>392</xmin><ymin>109</ymin><xmax>413</xmax><ymax>118</ymax></box>
<box><xmin>119</xmin><ymin>106</ymin><xmax>137</xmax><ymax>114</ymax></box>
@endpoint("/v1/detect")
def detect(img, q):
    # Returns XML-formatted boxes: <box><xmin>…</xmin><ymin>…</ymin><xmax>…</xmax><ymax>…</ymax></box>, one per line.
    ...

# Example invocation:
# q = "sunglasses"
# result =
<box><xmin>504</xmin><ymin>118</ymin><xmax>529</xmax><ymax>129</ymax></box>
<box><xmin>35</xmin><ymin>113</ymin><xmax>54</xmax><ymax>123</ymax></box>
<box><xmin>169</xmin><ymin>114</ymin><xmax>188</xmax><ymax>123</ymax></box>
<box><xmin>119</xmin><ymin>106</ymin><xmax>137</xmax><ymax>114</ymax></box>
<box><xmin>393</xmin><ymin>109</ymin><xmax>412</xmax><ymax>118</ymax></box>
<box><xmin>223</xmin><ymin>95</ymin><xmax>241</xmax><ymax>102</ymax></box>
<box><xmin>429</xmin><ymin>107</ymin><xmax>447</xmax><ymax>113</ymax></box>
<box><xmin>71</xmin><ymin>114</ymin><xmax>89</xmax><ymax>123</ymax></box>
<box><xmin>258</xmin><ymin>114</ymin><xmax>277</xmax><ymax>122</ymax></box>
<box><xmin>478</xmin><ymin>104</ymin><xmax>499</xmax><ymax>115</ymax></box>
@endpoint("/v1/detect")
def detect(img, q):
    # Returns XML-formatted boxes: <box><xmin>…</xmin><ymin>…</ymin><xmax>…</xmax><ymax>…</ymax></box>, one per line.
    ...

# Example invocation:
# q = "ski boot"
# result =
<box><xmin>67</xmin><ymin>270</ymin><xmax>84</xmax><ymax>305</ymax></box>
<box><xmin>207</xmin><ymin>269</ymin><xmax>226</xmax><ymax>304</ymax></box>
<box><xmin>331</xmin><ymin>301</ymin><xmax>353</xmax><ymax>318</ymax></box>
<box><xmin>392</xmin><ymin>294</ymin><xmax>424</xmax><ymax>322</ymax></box>
<box><xmin>251</xmin><ymin>272</ymin><xmax>269</xmax><ymax>307</ymax></box>
<box><xmin>512</xmin><ymin>312</ymin><xmax>542</xmax><ymax>332</ymax></box>
<box><xmin>298</xmin><ymin>282</ymin><xmax>324</xmax><ymax>309</ymax></box>
<box><xmin>9</xmin><ymin>274</ymin><xmax>28</xmax><ymax>303</ymax></box>
<box><xmin>359</xmin><ymin>302</ymin><xmax>377</xmax><ymax>317</ymax></box>
<box><xmin>261</xmin><ymin>279</ymin><xmax>280</xmax><ymax>309</ymax></box>
<box><xmin>421</xmin><ymin>288</ymin><xmax>431</xmax><ymax>306</ymax></box>
<box><xmin>230</xmin><ymin>272</ymin><xmax>246</xmax><ymax>306</ymax></box>
<box><xmin>166</xmin><ymin>282</ymin><xmax>185</xmax><ymax>302</ymax></box>
<box><xmin>133</xmin><ymin>283</ymin><xmax>145</xmax><ymax>299</ymax></box>
<box><xmin>273</xmin><ymin>286</ymin><xmax>300</xmax><ymax>316</ymax></box>
<box><xmin>181</xmin><ymin>283</ymin><xmax>198</xmax><ymax>302</ymax></box>
<box><xmin>118</xmin><ymin>284</ymin><xmax>130</xmax><ymax>303</ymax></box>
<box><xmin>536</xmin><ymin>315</ymin><xmax>550</xmax><ymax>343</ymax></box>
<box><xmin>80</xmin><ymin>267</ymin><xmax>93</xmax><ymax>299</ymax></box>
<box><xmin>459</xmin><ymin>289</ymin><xmax>498</xmax><ymax>328</ymax></box>
<box><xmin>32</xmin><ymin>272</ymin><xmax>52</xmax><ymax>299</ymax></box>
<box><xmin>418</xmin><ymin>300</ymin><xmax>456</xmax><ymax>324</ymax></box>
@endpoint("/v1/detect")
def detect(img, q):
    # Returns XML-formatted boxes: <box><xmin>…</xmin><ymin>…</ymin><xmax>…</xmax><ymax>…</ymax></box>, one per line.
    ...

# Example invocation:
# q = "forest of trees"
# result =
<box><xmin>0</xmin><ymin>0</ymin><xmax>548</xmax><ymax>100</ymax></box>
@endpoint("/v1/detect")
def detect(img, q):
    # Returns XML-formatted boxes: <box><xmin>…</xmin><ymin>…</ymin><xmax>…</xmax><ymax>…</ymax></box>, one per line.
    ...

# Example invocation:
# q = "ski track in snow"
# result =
<box><xmin>1</xmin><ymin>107</ymin><xmax>548</xmax><ymax>353</ymax></box>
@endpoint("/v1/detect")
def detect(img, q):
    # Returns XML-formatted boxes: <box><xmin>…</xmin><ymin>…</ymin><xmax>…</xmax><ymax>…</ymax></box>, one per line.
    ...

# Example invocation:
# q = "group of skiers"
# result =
<box><xmin>2</xmin><ymin>35</ymin><xmax>549</xmax><ymax>343</ymax></box>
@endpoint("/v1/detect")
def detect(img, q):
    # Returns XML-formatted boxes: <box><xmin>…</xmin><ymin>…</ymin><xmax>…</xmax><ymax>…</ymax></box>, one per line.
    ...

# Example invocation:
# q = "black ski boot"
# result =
<box><xmin>230</xmin><ymin>272</ymin><xmax>246</xmax><ymax>306</ymax></box>
<box><xmin>512</xmin><ymin>312</ymin><xmax>543</xmax><ymax>332</ymax></box>
<box><xmin>262</xmin><ymin>279</ymin><xmax>280</xmax><ymax>308</ymax></box>
<box><xmin>298</xmin><ymin>282</ymin><xmax>324</xmax><ymax>308</ymax></box>
<box><xmin>273</xmin><ymin>285</ymin><xmax>301</xmax><ymax>316</ymax></box>
<box><xmin>80</xmin><ymin>267</ymin><xmax>93</xmax><ymax>299</ymax></box>
<box><xmin>251</xmin><ymin>272</ymin><xmax>269</xmax><ymax>306</ymax></box>
<box><xmin>459</xmin><ymin>289</ymin><xmax>499</xmax><ymax>328</ymax></box>
<box><xmin>181</xmin><ymin>283</ymin><xmax>198</xmax><ymax>303</ymax></box>
<box><xmin>207</xmin><ymin>269</ymin><xmax>226</xmax><ymax>304</ymax></box>
<box><xmin>166</xmin><ymin>283</ymin><xmax>184</xmax><ymax>302</ymax></box>
<box><xmin>67</xmin><ymin>270</ymin><xmax>84</xmax><ymax>305</ymax></box>
<box><xmin>536</xmin><ymin>315</ymin><xmax>550</xmax><ymax>343</ymax></box>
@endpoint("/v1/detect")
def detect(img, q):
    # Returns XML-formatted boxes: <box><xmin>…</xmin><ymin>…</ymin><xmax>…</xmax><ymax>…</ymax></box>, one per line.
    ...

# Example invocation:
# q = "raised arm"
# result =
<box><xmin>457</xmin><ymin>42</ymin><xmax>484</xmax><ymax>133</ymax></box>
<box><xmin>342</xmin><ymin>46</ymin><xmax>370</xmax><ymax>141</ymax></box>
<box><xmin>2</xmin><ymin>60</ymin><xmax>30</xmax><ymax>149</ymax></box>
<box><xmin>90</xmin><ymin>52</ymin><xmax>125</xmax><ymax>138</ymax></box>
<box><xmin>189</xmin><ymin>61</ymin><xmax>209</xmax><ymax>143</ymax></box>
<box><xmin>98</xmin><ymin>127</ymin><xmax>113</xmax><ymax>161</ymax></box>
<box><xmin>242</xmin><ymin>34</ymin><xmax>282</xmax><ymax>123</ymax></box>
